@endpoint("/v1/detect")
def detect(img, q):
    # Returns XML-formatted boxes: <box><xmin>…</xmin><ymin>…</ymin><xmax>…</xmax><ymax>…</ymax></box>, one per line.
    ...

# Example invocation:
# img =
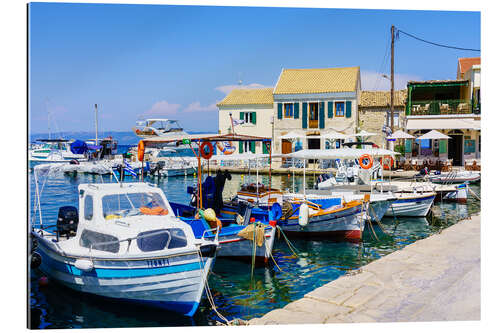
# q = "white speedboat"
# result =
<box><xmin>30</xmin><ymin>178</ymin><xmax>218</xmax><ymax>317</ymax></box>
<box><xmin>384</xmin><ymin>192</ymin><xmax>436</xmax><ymax>217</ymax></box>
<box><xmin>29</xmin><ymin>139</ymin><xmax>86</xmax><ymax>163</ymax></box>
<box><xmin>428</xmin><ymin>170</ymin><xmax>480</xmax><ymax>184</ymax></box>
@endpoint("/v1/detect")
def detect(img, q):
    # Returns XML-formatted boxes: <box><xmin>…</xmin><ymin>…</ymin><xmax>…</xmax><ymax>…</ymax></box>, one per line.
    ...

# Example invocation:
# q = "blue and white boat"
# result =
<box><xmin>30</xmin><ymin>177</ymin><xmax>218</xmax><ymax>317</ymax></box>
<box><xmin>384</xmin><ymin>192</ymin><xmax>436</xmax><ymax>217</ymax></box>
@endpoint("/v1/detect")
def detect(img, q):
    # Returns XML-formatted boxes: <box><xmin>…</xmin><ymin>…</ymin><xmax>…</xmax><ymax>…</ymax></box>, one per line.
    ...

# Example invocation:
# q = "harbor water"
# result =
<box><xmin>28</xmin><ymin>170</ymin><xmax>481</xmax><ymax>328</ymax></box>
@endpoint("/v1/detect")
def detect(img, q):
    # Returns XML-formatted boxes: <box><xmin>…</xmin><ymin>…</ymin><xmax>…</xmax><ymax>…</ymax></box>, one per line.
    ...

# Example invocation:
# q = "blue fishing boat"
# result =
<box><xmin>30</xmin><ymin>171</ymin><xmax>218</xmax><ymax>317</ymax></box>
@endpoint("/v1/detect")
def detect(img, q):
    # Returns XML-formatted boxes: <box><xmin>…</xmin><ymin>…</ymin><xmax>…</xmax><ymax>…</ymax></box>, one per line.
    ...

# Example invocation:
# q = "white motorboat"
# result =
<box><xmin>428</xmin><ymin>170</ymin><xmax>480</xmax><ymax>184</ymax></box>
<box><xmin>29</xmin><ymin>139</ymin><xmax>86</xmax><ymax>163</ymax></box>
<box><xmin>384</xmin><ymin>192</ymin><xmax>436</xmax><ymax>217</ymax></box>
<box><xmin>30</xmin><ymin>173</ymin><xmax>218</xmax><ymax>317</ymax></box>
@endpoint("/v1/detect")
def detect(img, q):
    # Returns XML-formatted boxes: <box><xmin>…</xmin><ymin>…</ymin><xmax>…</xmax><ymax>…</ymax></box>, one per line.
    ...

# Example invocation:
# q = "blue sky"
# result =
<box><xmin>28</xmin><ymin>3</ymin><xmax>480</xmax><ymax>134</ymax></box>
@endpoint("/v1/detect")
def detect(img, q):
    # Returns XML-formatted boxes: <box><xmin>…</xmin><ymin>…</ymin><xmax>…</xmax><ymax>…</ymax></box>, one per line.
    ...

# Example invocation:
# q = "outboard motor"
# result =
<box><xmin>57</xmin><ymin>206</ymin><xmax>78</xmax><ymax>239</ymax></box>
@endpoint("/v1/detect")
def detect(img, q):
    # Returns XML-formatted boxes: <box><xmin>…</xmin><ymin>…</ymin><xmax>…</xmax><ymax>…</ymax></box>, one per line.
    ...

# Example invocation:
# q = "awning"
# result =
<box><xmin>406</xmin><ymin>118</ymin><xmax>481</xmax><ymax>130</ymax></box>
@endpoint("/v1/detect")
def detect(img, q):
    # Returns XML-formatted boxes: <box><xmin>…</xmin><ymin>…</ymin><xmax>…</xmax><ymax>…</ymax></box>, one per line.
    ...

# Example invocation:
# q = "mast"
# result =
<box><xmin>94</xmin><ymin>104</ymin><xmax>98</xmax><ymax>145</ymax></box>
<box><xmin>390</xmin><ymin>25</ymin><xmax>395</xmax><ymax>133</ymax></box>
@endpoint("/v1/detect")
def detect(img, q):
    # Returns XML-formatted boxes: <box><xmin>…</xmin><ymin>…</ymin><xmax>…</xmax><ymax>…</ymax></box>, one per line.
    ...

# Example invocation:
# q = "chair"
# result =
<box><xmin>440</xmin><ymin>104</ymin><xmax>449</xmax><ymax>114</ymax></box>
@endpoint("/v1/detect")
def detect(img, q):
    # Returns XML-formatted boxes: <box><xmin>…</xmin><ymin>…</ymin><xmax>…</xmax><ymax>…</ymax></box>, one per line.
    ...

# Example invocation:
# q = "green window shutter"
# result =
<box><xmin>263</xmin><ymin>141</ymin><xmax>269</xmax><ymax>154</ymax></box>
<box><xmin>251</xmin><ymin>112</ymin><xmax>257</xmax><ymax>124</ymax></box>
<box><xmin>439</xmin><ymin>140</ymin><xmax>447</xmax><ymax>153</ymax></box>
<box><xmin>240</xmin><ymin>112</ymin><xmax>244</xmax><ymax>120</ymax></box>
<box><xmin>294</xmin><ymin>103</ymin><xmax>299</xmax><ymax>119</ymax></box>
<box><xmin>277</xmin><ymin>103</ymin><xmax>283</xmax><ymax>119</ymax></box>
<box><xmin>319</xmin><ymin>102</ymin><xmax>325</xmax><ymax>129</ymax></box>
<box><xmin>239</xmin><ymin>141</ymin><xmax>243</xmax><ymax>153</ymax></box>
<box><xmin>250</xmin><ymin>141</ymin><xmax>256</xmax><ymax>153</ymax></box>
<box><xmin>302</xmin><ymin>102</ymin><xmax>308</xmax><ymax>129</ymax></box>
<box><xmin>328</xmin><ymin>101</ymin><xmax>333</xmax><ymax>118</ymax></box>
<box><xmin>346</xmin><ymin>101</ymin><xmax>352</xmax><ymax>118</ymax></box>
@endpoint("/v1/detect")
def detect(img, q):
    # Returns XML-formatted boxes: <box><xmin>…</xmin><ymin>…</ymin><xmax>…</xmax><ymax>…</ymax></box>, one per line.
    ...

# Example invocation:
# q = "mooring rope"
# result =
<box><xmin>276</xmin><ymin>225</ymin><xmax>300</xmax><ymax>258</ymax></box>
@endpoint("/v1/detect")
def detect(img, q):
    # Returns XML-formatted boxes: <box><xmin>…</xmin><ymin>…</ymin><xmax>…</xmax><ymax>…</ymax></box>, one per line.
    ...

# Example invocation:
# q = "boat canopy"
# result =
<box><xmin>283</xmin><ymin>148</ymin><xmax>399</xmax><ymax>160</ymax></box>
<box><xmin>140</xmin><ymin>133</ymin><xmax>272</xmax><ymax>148</ymax></box>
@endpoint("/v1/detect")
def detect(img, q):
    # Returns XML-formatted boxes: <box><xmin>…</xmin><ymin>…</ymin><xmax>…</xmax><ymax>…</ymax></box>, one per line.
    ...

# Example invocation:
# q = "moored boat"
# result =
<box><xmin>30</xmin><ymin>176</ymin><xmax>218</xmax><ymax>317</ymax></box>
<box><xmin>384</xmin><ymin>192</ymin><xmax>436</xmax><ymax>217</ymax></box>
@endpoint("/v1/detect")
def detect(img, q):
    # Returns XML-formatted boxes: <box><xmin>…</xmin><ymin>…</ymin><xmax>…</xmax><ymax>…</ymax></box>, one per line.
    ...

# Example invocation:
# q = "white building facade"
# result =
<box><xmin>272</xmin><ymin>67</ymin><xmax>362</xmax><ymax>156</ymax></box>
<box><xmin>217</xmin><ymin>88</ymin><xmax>274</xmax><ymax>154</ymax></box>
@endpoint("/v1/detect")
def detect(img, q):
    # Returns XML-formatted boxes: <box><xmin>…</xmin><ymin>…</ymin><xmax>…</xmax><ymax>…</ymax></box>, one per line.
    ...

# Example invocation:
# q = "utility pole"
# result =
<box><xmin>390</xmin><ymin>25</ymin><xmax>395</xmax><ymax>133</ymax></box>
<box><xmin>94</xmin><ymin>104</ymin><xmax>98</xmax><ymax>145</ymax></box>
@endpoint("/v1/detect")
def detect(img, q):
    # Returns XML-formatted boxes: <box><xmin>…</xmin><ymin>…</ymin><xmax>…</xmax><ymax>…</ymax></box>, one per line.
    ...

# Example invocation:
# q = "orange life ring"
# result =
<box><xmin>138</xmin><ymin>140</ymin><xmax>145</xmax><ymax>162</ymax></box>
<box><xmin>382</xmin><ymin>155</ymin><xmax>394</xmax><ymax>170</ymax></box>
<box><xmin>359</xmin><ymin>154</ymin><xmax>373</xmax><ymax>169</ymax></box>
<box><xmin>200</xmin><ymin>141</ymin><xmax>214</xmax><ymax>160</ymax></box>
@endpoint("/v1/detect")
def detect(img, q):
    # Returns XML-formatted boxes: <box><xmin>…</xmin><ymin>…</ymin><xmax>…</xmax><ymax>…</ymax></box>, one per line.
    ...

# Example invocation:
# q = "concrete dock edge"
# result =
<box><xmin>248</xmin><ymin>214</ymin><xmax>481</xmax><ymax>325</ymax></box>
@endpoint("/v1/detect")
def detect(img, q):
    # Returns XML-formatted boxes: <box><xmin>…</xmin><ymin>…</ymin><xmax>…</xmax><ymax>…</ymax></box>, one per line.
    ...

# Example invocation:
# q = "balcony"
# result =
<box><xmin>408</xmin><ymin>99</ymin><xmax>480</xmax><ymax>116</ymax></box>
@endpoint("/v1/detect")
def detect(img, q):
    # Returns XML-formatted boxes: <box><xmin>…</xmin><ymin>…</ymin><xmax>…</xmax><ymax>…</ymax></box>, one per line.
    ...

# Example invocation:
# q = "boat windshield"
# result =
<box><xmin>102</xmin><ymin>192</ymin><xmax>169</xmax><ymax>219</ymax></box>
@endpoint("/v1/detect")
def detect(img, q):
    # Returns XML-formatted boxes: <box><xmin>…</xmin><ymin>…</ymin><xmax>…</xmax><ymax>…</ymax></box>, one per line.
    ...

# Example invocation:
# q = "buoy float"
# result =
<box><xmin>359</xmin><ymin>154</ymin><xmax>374</xmax><ymax>170</ymax></box>
<box><xmin>298</xmin><ymin>203</ymin><xmax>309</xmax><ymax>227</ymax></box>
<box><xmin>138</xmin><ymin>140</ymin><xmax>145</xmax><ymax>162</ymax></box>
<box><xmin>200</xmin><ymin>141</ymin><xmax>214</xmax><ymax>160</ymax></box>
<box><xmin>382</xmin><ymin>155</ymin><xmax>394</xmax><ymax>170</ymax></box>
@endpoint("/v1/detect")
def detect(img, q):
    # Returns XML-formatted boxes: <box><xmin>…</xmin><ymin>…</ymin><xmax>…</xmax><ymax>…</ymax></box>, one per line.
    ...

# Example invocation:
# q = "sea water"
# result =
<box><xmin>28</xmin><ymin>170</ymin><xmax>481</xmax><ymax>328</ymax></box>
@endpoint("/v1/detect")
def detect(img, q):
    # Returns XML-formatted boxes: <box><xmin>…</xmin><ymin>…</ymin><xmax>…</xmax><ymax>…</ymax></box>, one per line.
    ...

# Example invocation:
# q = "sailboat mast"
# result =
<box><xmin>94</xmin><ymin>104</ymin><xmax>98</xmax><ymax>145</ymax></box>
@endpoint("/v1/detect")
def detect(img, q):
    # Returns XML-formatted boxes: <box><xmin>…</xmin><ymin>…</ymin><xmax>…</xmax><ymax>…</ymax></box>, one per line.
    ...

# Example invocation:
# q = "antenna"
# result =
<box><xmin>94</xmin><ymin>104</ymin><xmax>98</xmax><ymax>145</ymax></box>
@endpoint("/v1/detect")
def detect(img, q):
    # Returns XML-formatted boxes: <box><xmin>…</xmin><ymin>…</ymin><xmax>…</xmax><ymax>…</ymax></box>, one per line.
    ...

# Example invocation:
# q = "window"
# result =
<box><xmin>80</xmin><ymin>229</ymin><xmax>120</xmax><ymax>253</ymax></box>
<box><xmin>84</xmin><ymin>196</ymin><xmax>93</xmax><ymax>221</ymax></box>
<box><xmin>308</xmin><ymin>103</ymin><xmax>319</xmax><ymax>128</ymax></box>
<box><xmin>241</xmin><ymin>112</ymin><xmax>256</xmax><ymax>124</ymax></box>
<box><xmin>102</xmin><ymin>192</ymin><xmax>168</xmax><ymax>219</ymax></box>
<box><xmin>284</xmin><ymin>103</ymin><xmax>293</xmax><ymax>118</ymax></box>
<box><xmin>335</xmin><ymin>102</ymin><xmax>345</xmax><ymax>117</ymax></box>
<box><xmin>137</xmin><ymin>228</ymin><xmax>187</xmax><ymax>252</ymax></box>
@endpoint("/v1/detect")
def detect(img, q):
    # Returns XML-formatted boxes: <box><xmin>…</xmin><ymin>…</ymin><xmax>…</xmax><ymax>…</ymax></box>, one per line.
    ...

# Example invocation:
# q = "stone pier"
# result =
<box><xmin>249</xmin><ymin>214</ymin><xmax>480</xmax><ymax>325</ymax></box>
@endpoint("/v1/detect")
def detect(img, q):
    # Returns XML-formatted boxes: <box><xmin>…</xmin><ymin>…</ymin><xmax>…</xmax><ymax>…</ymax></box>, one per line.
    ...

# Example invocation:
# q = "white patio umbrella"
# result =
<box><xmin>386</xmin><ymin>130</ymin><xmax>415</xmax><ymax>140</ymax></box>
<box><xmin>321</xmin><ymin>131</ymin><xmax>348</xmax><ymax>140</ymax></box>
<box><xmin>348</xmin><ymin>130</ymin><xmax>378</xmax><ymax>138</ymax></box>
<box><xmin>415</xmin><ymin>130</ymin><xmax>451</xmax><ymax>140</ymax></box>
<box><xmin>279</xmin><ymin>131</ymin><xmax>305</xmax><ymax>140</ymax></box>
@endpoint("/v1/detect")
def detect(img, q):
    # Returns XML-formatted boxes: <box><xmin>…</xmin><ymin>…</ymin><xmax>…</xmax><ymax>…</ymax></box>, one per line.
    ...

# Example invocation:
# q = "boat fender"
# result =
<box><xmin>298</xmin><ymin>203</ymin><xmax>309</xmax><ymax>227</ymax></box>
<box><xmin>30</xmin><ymin>252</ymin><xmax>42</xmax><ymax>269</ymax></box>
<box><xmin>75</xmin><ymin>259</ymin><xmax>94</xmax><ymax>272</ymax></box>
<box><xmin>38</xmin><ymin>276</ymin><xmax>49</xmax><ymax>287</ymax></box>
<box><xmin>138</xmin><ymin>140</ymin><xmax>145</xmax><ymax>162</ymax></box>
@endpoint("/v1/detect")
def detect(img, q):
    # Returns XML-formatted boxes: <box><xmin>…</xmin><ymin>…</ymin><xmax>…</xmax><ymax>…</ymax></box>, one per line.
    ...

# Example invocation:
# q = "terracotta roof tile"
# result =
<box><xmin>458</xmin><ymin>57</ymin><xmax>481</xmax><ymax>75</ymax></box>
<box><xmin>217</xmin><ymin>88</ymin><xmax>274</xmax><ymax>107</ymax></box>
<box><xmin>274</xmin><ymin>67</ymin><xmax>360</xmax><ymax>95</ymax></box>
<box><xmin>359</xmin><ymin>90</ymin><xmax>407</xmax><ymax>108</ymax></box>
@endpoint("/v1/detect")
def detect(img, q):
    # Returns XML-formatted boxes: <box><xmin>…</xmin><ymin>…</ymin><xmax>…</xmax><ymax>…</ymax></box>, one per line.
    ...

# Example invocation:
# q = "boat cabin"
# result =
<box><xmin>42</xmin><ymin>183</ymin><xmax>197</xmax><ymax>257</ymax></box>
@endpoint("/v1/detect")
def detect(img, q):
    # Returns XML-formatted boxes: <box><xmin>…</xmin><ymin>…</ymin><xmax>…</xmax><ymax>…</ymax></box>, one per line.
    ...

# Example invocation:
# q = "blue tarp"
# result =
<box><xmin>70</xmin><ymin>140</ymin><xmax>88</xmax><ymax>154</ymax></box>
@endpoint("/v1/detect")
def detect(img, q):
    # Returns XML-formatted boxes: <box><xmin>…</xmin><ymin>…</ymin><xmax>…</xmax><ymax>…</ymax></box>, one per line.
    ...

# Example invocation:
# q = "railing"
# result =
<box><xmin>309</xmin><ymin>119</ymin><xmax>318</xmax><ymax>128</ymax></box>
<box><xmin>408</xmin><ymin>99</ymin><xmax>479</xmax><ymax>115</ymax></box>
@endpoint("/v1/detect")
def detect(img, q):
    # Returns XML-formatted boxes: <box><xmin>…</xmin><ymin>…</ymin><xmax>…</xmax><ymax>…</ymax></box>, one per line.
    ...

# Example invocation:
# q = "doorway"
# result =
<box><xmin>307</xmin><ymin>138</ymin><xmax>320</xmax><ymax>164</ymax></box>
<box><xmin>448</xmin><ymin>135</ymin><xmax>463</xmax><ymax>166</ymax></box>
<box><xmin>309</xmin><ymin>103</ymin><xmax>318</xmax><ymax>128</ymax></box>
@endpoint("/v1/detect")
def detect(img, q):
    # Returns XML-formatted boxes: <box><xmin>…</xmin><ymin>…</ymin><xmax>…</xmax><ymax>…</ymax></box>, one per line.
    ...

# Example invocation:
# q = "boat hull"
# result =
<box><xmin>368</xmin><ymin>200</ymin><xmax>393</xmax><ymax>221</ymax></box>
<box><xmin>33</xmin><ymin>235</ymin><xmax>212</xmax><ymax>317</ymax></box>
<box><xmin>385</xmin><ymin>194</ymin><xmax>435</xmax><ymax>217</ymax></box>
<box><xmin>279</xmin><ymin>203</ymin><xmax>365</xmax><ymax>241</ymax></box>
<box><xmin>216</xmin><ymin>226</ymin><xmax>276</xmax><ymax>263</ymax></box>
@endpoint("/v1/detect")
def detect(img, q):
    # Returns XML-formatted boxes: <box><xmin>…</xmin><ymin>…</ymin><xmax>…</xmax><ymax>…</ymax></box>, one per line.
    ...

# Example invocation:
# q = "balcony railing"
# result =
<box><xmin>407</xmin><ymin>99</ymin><xmax>480</xmax><ymax>116</ymax></box>
<box><xmin>309</xmin><ymin>119</ymin><xmax>318</xmax><ymax>128</ymax></box>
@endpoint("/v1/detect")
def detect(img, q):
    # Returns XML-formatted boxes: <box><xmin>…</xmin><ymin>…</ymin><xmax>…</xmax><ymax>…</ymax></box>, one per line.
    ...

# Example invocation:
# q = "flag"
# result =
<box><xmin>232</xmin><ymin>118</ymin><xmax>245</xmax><ymax>126</ymax></box>
<box><xmin>124</xmin><ymin>161</ymin><xmax>138</xmax><ymax>178</ymax></box>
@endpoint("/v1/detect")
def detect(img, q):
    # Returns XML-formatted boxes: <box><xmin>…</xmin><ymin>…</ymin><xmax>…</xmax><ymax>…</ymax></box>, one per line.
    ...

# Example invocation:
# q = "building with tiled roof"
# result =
<box><xmin>457</xmin><ymin>57</ymin><xmax>480</xmax><ymax>80</ymax></box>
<box><xmin>217</xmin><ymin>88</ymin><xmax>274</xmax><ymax>106</ymax></box>
<box><xmin>272</xmin><ymin>67</ymin><xmax>362</xmax><ymax>157</ymax></box>
<box><xmin>217</xmin><ymin>88</ymin><xmax>274</xmax><ymax>155</ymax></box>
<box><xmin>358</xmin><ymin>90</ymin><xmax>407</xmax><ymax>148</ymax></box>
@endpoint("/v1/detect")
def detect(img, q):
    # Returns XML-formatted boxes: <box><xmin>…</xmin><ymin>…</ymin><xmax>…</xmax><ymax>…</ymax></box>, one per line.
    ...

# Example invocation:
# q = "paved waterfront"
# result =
<box><xmin>249</xmin><ymin>214</ymin><xmax>480</xmax><ymax>324</ymax></box>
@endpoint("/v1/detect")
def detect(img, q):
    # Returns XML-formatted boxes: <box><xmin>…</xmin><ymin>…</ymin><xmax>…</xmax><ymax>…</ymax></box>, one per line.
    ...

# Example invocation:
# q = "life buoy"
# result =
<box><xmin>200</xmin><ymin>141</ymin><xmax>214</xmax><ymax>160</ymax></box>
<box><xmin>359</xmin><ymin>154</ymin><xmax>373</xmax><ymax>169</ymax></box>
<box><xmin>382</xmin><ymin>155</ymin><xmax>394</xmax><ymax>170</ymax></box>
<box><xmin>216</xmin><ymin>141</ymin><xmax>236</xmax><ymax>155</ymax></box>
<box><xmin>138</xmin><ymin>140</ymin><xmax>145</xmax><ymax>162</ymax></box>
<box><xmin>135</xmin><ymin>128</ymin><xmax>142</xmax><ymax>135</ymax></box>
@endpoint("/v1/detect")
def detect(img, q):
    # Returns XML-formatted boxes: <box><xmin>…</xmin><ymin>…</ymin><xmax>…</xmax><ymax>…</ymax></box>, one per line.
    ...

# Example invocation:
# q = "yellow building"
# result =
<box><xmin>272</xmin><ymin>67</ymin><xmax>361</xmax><ymax>158</ymax></box>
<box><xmin>217</xmin><ymin>88</ymin><xmax>274</xmax><ymax>154</ymax></box>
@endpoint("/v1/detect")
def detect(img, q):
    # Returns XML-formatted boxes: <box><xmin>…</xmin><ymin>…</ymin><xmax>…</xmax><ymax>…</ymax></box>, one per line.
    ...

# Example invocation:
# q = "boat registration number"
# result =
<box><xmin>146</xmin><ymin>258</ymin><xmax>170</xmax><ymax>268</ymax></box>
